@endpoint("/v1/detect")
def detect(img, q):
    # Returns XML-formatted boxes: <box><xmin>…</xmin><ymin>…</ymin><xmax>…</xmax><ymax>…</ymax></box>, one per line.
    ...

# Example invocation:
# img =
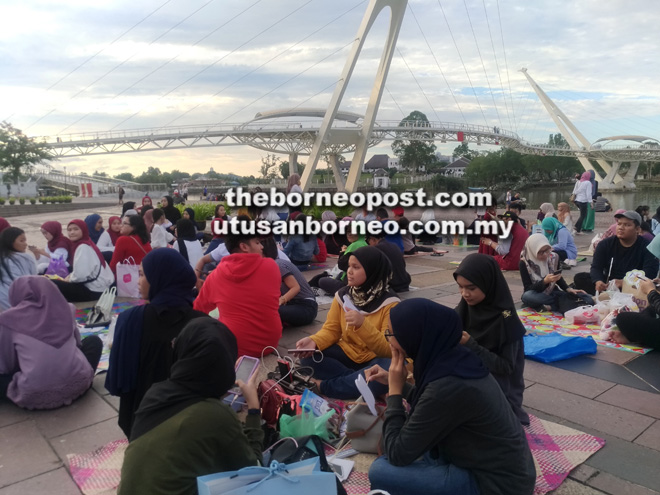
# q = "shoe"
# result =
<box><xmin>560</xmin><ymin>262</ymin><xmax>572</xmax><ymax>270</ymax></box>
<box><xmin>566</xmin><ymin>259</ymin><xmax>577</xmax><ymax>266</ymax></box>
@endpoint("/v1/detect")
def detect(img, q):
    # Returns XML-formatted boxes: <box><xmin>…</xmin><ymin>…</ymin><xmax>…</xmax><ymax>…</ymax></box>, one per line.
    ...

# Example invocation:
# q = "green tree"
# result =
<box><xmin>452</xmin><ymin>142</ymin><xmax>480</xmax><ymax>161</ymax></box>
<box><xmin>391</xmin><ymin>111</ymin><xmax>437</xmax><ymax>173</ymax></box>
<box><xmin>259</xmin><ymin>154</ymin><xmax>280</xmax><ymax>180</ymax></box>
<box><xmin>548</xmin><ymin>133</ymin><xmax>570</xmax><ymax>147</ymax></box>
<box><xmin>114</xmin><ymin>172</ymin><xmax>135</xmax><ymax>182</ymax></box>
<box><xmin>0</xmin><ymin>121</ymin><xmax>53</xmax><ymax>183</ymax></box>
<box><xmin>279</xmin><ymin>160</ymin><xmax>306</xmax><ymax>179</ymax></box>
<box><xmin>93</xmin><ymin>170</ymin><xmax>108</xmax><ymax>177</ymax></box>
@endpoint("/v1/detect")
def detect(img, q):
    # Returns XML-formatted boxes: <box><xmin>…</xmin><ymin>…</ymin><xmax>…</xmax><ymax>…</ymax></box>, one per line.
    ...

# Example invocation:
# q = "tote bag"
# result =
<box><xmin>116</xmin><ymin>256</ymin><xmax>140</xmax><ymax>298</ymax></box>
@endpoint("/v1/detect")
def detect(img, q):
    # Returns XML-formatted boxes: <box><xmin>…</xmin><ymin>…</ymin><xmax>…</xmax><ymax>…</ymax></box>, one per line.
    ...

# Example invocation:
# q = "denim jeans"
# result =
<box><xmin>300</xmin><ymin>344</ymin><xmax>390</xmax><ymax>399</ymax></box>
<box><xmin>521</xmin><ymin>290</ymin><xmax>557</xmax><ymax>310</ymax></box>
<box><xmin>369</xmin><ymin>453</ymin><xmax>481</xmax><ymax>495</ymax></box>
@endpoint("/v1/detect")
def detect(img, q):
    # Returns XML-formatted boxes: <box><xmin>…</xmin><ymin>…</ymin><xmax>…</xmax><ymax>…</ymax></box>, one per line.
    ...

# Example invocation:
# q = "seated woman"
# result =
<box><xmin>51</xmin><ymin>220</ymin><xmax>115</xmax><ymax>302</ymax></box>
<box><xmin>367</xmin><ymin>299</ymin><xmax>536</xmax><ymax>495</ymax></box>
<box><xmin>137</xmin><ymin>195</ymin><xmax>152</xmax><ymax>214</ymax></box>
<box><xmin>29</xmin><ymin>221</ymin><xmax>72</xmax><ymax>274</ymax></box>
<box><xmin>182</xmin><ymin>207</ymin><xmax>205</xmax><ymax>242</ymax></box>
<box><xmin>537</xmin><ymin>202</ymin><xmax>556</xmax><ymax>221</ymax></box>
<box><xmin>106</xmin><ymin>248</ymin><xmax>209</xmax><ymax>438</ymax></box>
<box><xmin>317</xmin><ymin>228</ymin><xmax>368</xmax><ymax>296</ymax></box>
<box><xmin>122</xmin><ymin>201</ymin><xmax>137</xmax><ymax>218</ymax></box>
<box><xmin>150</xmin><ymin>209</ymin><xmax>174</xmax><ymax>249</ymax></box>
<box><xmin>0</xmin><ymin>228</ymin><xmax>37</xmax><ymax>310</ymax></box>
<box><xmin>322</xmin><ymin>211</ymin><xmax>348</xmax><ymax>256</ymax></box>
<box><xmin>0</xmin><ymin>277</ymin><xmax>102</xmax><ymax>410</ymax></box>
<box><xmin>118</xmin><ymin>318</ymin><xmax>263</xmax><ymax>494</ymax></box>
<box><xmin>541</xmin><ymin>217</ymin><xmax>577</xmax><ymax>267</ymax></box>
<box><xmin>295</xmin><ymin>246</ymin><xmax>399</xmax><ymax>399</ymax></box>
<box><xmin>95</xmin><ymin>216</ymin><xmax>121</xmax><ymax>261</ymax></box>
<box><xmin>173</xmin><ymin>219</ymin><xmax>204</xmax><ymax>268</ymax></box>
<box><xmin>160</xmin><ymin>196</ymin><xmax>181</xmax><ymax>231</ymax></box>
<box><xmin>283</xmin><ymin>214</ymin><xmax>319</xmax><ymax>269</ymax></box>
<box><xmin>262</xmin><ymin>237</ymin><xmax>318</xmax><ymax>327</ymax></box>
<box><xmin>454</xmin><ymin>253</ymin><xmax>530</xmax><ymax>425</ymax></box>
<box><xmin>109</xmin><ymin>214</ymin><xmax>152</xmax><ymax>275</ymax></box>
<box><xmin>85</xmin><ymin>214</ymin><xmax>104</xmax><ymax>247</ymax></box>
<box><xmin>417</xmin><ymin>208</ymin><xmax>439</xmax><ymax>244</ymax></box>
<box><xmin>205</xmin><ymin>204</ymin><xmax>228</xmax><ymax>254</ymax></box>
<box><xmin>557</xmin><ymin>202</ymin><xmax>574</xmax><ymax>233</ymax></box>
<box><xmin>520</xmin><ymin>234</ymin><xmax>593</xmax><ymax>313</ymax></box>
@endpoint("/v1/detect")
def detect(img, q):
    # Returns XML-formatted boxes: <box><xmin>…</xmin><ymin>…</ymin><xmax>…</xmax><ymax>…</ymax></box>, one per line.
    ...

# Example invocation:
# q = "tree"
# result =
<box><xmin>114</xmin><ymin>172</ymin><xmax>135</xmax><ymax>182</ymax></box>
<box><xmin>279</xmin><ymin>160</ymin><xmax>306</xmax><ymax>179</ymax></box>
<box><xmin>0</xmin><ymin>121</ymin><xmax>53</xmax><ymax>183</ymax></box>
<box><xmin>548</xmin><ymin>133</ymin><xmax>570</xmax><ymax>148</ymax></box>
<box><xmin>391</xmin><ymin>111</ymin><xmax>438</xmax><ymax>173</ymax></box>
<box><xmin>259</xmin><ymin>154</ymin><xmax>280</xmax><ymax>180</ymax></box>
<box><xmin>93</xmin><ymin>170</ymin><xmax>108</xmax><ymax>177</ymax></box>
<box><xmin>452</xmin><ymin>142</ymin><xmax>480</xmax><ymax>161</ymax></box>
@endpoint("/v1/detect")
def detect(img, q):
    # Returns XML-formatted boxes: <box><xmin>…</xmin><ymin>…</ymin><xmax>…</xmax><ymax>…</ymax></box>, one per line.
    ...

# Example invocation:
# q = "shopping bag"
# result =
<box><xmin>116</xmin><ymin>257</ymin><xmax>140</xmax><ymax>298</ymax></box>
<box><xmin>622</xmin><ymin>270</ymin><xmax>650</xmax><ymax>310</ymax></box>
<box><xmin>45</xmin><ymin>255</ymin><xmax>69</xmax><ymax>278</ymax></box>
<box><xmin>345</xmin><ymin>397</ymin><xmax>386</xmax><ymax>454</ymax></box>
<box><xmin>197</xmin><ymin>458</ymin><xmax>337</xmax><ymax>495</ymax></box>
<box><xmin>523</xmin><ymin>332</ymin><xmax>597</xmax><ymax>363</ymax></box>
<box><xmin>279</xmin><ymin>408</ymin><xmax>335</xmax><ymax>441</ymax></box>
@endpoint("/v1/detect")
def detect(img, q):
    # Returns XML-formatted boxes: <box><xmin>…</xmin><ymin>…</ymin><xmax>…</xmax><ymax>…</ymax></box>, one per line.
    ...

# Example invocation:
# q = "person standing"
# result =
<box><xmin>118</xmin><ymin>186</ymin><xmax>125</xmax><ymax>206</ymax></box>
<box><xmin>573</xmin><ymin>172</ymin><xmax>592</xmax><ymax>234</ymax></box>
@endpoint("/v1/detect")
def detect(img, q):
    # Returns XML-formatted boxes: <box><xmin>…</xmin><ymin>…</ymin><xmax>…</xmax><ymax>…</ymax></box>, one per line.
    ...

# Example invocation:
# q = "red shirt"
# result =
<box><xmin>109</xmin><ymin>235</ymin><xmax>152</xmax><ymax>274</ymax></box>
<box><xmin>315</xmin><ymin>237</ymin><xmax>328</xmax><ymax>263</ymax></box>
<box><xmin>194</xmin><ymin>253</ymin><xmax>282</xmax><ymax>357</ymax></box>
<box><xmin>494</xmin><ymin>222</ymin><xmax>529</xmax><ymax>271</ymax></box>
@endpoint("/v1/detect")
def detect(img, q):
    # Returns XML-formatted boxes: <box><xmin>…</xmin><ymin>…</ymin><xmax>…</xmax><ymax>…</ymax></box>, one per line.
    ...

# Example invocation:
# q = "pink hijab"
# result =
<box><xmin>0</xmin><ymin>276</ymin><xmax>77</xmax><ymax>348</ymax></box>
<box><xmin>580</xmin><ymin>171</ymin><xmax>591</xmax><ymax>181</ymax></box>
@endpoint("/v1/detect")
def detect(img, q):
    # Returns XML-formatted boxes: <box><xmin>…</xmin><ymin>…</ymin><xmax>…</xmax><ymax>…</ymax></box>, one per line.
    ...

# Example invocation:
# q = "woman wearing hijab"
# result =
<box><xmin>614</xmin><ymin>235</ymin><xmax>660</xmax><ymax>349</ymax></box>
<box><xmin>106</xmin><ymin>248</ymin><xmax>209</xmax><ymax>438</ymax></box>
<box><xmin>160</xmin><ymin>195</ymin><xmax>182</xmax><ymax>227</ymax></box>
<box><xmin>29</xmin><ymin>221</ymin><xmax>73</xmax><ymax>274</ymax></box>
<box><xmin>366</xmin><ymin>299</ymin><xmax>535</xmax><ymax>495</ymax></box>
<box><xmin>520</xmin><ymin>234</ymin><xmax>592</xmax><ymax>312</ymax></box>
<box><xmin>173</xmin><ymin>219</ymin><xmax>204</xmax><ymax>268</ymax></box>
<box><xmin>118</xmin><ymin>318</ymin><xmax>263</xmax><ymax>494</ymax></box>
<box><xmin>581</xmin><ymin>170</ymin><xmax>598</xmax><ymax>232</ymax></box>
<box><xmin>182</xmin><ymin>207</ymin><xmax>205</xmax><ymax>241</ymax></box>
<box><xmin>122</xmin><ymin>201</ymin><xmax>137</xmax><ymax>217</ymax></box>
<box><xmin>573</xmin><ymin>171</ymin><xmax>593</xmax><ymax>234</ymax></box>
<box><xmin>295</xmin><ymin>246</ymin><xmax>400</xmax><ymax>399</ymax></box>
<box><xmin>557</xmin><ymin>202</ymin><xmax>574</xmax><ymax>233</ymax></box>
<box><xmin>537</xmin><ymin>202</ymin><xmax>556</xmax><ymax>222</ymax></box>
<box><xmin>0</xmin><ymin>276</ymin><xmax>102</xmax><ymax>409</ymax></box>
<box><xmin>109</xmin><ymin>214</ymin><xmax>152</xmax><ymax>275</ymax></box>
<box><xmin>84</xmin><ymin>214</ymin><xmax>104</xmax><ymax>245</ymax></box>
<box><xmin>95</xmin><ymin>216</ymin><xmax>122</xmax><ymax>259</ymax></box>
<box><xmin>0</xmin><ymin>228</ymin><xmax>37</xmax><ymax>310</ymax></box>
<box><xmin>50</xmin><ymin>220</ymin><xmax>115</xmax><ymax>302</ymax></box>
<box><xmin>541</xmin><ymin>216</ymin><xmax>578</xmax><ymax>267</ymax></box>
<box><xmin>321</xmin><ymin>210</ymin><xmax>348</xmax><ymax>255</ymax></box>
<box><xmin>137</xmin><ymin>195</ymin><xmax>152</xmax><ymax>213</ymax></box>
<box><xmin>317</xmin><ymin>225</ymin><xmax>368</xmax><ymax>296</ymax></box>
<box><xmin>454</xmin><ymin>253</ymin><xmax>530</xmax><ymax>425</ymax></box>
<box><xmin>205</xmin><ymin>204</ymin><xmax>229</xmax><ymax>254</ymax></box>
<box><xmin>141</xmin><ymin>206</ymin><xmax>154</xmax><ymax>232</ymax></box>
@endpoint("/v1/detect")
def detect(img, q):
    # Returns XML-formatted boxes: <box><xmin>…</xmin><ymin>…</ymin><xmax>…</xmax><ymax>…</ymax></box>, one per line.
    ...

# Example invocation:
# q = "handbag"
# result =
<box><xmin>345</xmin><ymin>396</ymin><xmax>386</xmax><ymax>454</ymax></box>
<box><xmin>116</xmin><ymin>256</ymin><xmax>140</xmax><ymax>298</ymax></box>
<box><xmin>569</xmin><ymin>193</ymin><xmax>576</xmax><ymax>202</ymax></box>
<box><xmin>523</xmin><ymin>332</ymin><xmax>597</xmax><ymax>363</ymax></box>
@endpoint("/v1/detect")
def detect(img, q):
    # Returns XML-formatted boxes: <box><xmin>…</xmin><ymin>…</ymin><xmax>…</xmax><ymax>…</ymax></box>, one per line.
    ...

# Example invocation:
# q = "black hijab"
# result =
<box><xmin>175</xmin><ymin>219</ymin><xmax>197</xmax><ymax>262</ymax></box>
<box><xmin>453</xmin><ymin>253</ymin><xmax>526</xmax><ymax>352</ymax></box>
<box><xmin>337</xmin><ymin>246</ymin><xmax>398</xmax><ymax>313</ymax></box>
<box><xmin>122</xmin><ymin>202</ymin><xmax>136</xmax><ymax>217</ymax></box>
<box><xmin>129</xmin><ymin>318</ymin><xmax>238</xmax><ymax>441</ymax></box>
<box><xmin>391</xmin><ymin>299</ymin><xmax>488</xmax><ymax>409</ymax></box>
<box><xmin>162</xmin><ymin>196</ymin><xmax>182</xmax><ymax>224</ymax></box>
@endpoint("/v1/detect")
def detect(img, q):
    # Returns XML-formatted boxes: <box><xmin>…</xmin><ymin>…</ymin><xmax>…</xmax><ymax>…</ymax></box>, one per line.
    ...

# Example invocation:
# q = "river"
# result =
<box><xmin>514</xmin><ymin>185</ymin><xmax>660</xmax><ymax>212</ymax></box>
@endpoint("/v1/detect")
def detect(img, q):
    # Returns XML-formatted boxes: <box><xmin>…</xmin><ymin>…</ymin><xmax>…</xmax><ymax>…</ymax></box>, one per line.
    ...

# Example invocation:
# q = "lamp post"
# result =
<box><xmin>64</xmin><ymin>166</ymin><xmax>67</xmax><ymax>194</ymax></box>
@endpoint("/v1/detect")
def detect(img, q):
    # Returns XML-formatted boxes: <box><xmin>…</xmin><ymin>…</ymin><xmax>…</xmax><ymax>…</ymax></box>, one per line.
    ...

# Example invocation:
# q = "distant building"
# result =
<box><xmin>442</xmin><ymin>157</ymin><xmax>471</xmax><ymax>177</ymax></box>
<box><xmin>373</xmin><ymin>168</ymin><xmax>390</xmax><ymax>189</ymax></box>
<box><xmin>364</xmin><ymin>154</ymin><xmax>390</xmax><ymax>171</ymax></box>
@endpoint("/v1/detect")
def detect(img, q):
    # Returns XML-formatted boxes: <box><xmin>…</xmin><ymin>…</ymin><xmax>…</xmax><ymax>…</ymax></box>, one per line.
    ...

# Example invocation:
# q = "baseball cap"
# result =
<box><xmin>392</xmin><ymin>206</ymin><xmax>404</xmax><ymax>217</ymax></box>
<box><xmin>614</xmin><ymin>210</ymin><xmax>642</xmax><ymax>225</ymax></box>
<box><xmin>498</xmin><ymin>211</ymin><xmax>519</xmax><ymax>222</ymax></box>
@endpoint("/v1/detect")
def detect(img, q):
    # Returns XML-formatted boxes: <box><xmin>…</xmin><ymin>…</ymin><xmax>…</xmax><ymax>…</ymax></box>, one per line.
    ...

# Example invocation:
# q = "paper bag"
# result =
<box><xmin>622</xmin><ymin>270</ymin><xmax>649</xmax><ymax>310</ymax></box>
<box><xmin>116</xmin><ymin>257</ymin><xmax>140</xmax><ymax>298</ymax></box>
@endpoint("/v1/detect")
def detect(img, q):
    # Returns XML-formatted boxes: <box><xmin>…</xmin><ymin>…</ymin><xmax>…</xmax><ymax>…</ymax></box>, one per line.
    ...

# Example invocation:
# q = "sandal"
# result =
<box><xmin>431</xmin><ymin>252</ymin><xmax>444</xmax><ymax>257</ymax></box>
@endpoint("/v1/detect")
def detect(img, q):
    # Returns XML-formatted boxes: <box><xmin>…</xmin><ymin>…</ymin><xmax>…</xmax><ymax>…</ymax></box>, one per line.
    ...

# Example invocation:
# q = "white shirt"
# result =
<box><xmin>151</xmin><ymin>224</ymin><xmax>174</xmax><ymax>249</ymax></box>
<box><xmin>574</xmin><ymin>181</ymin><xmax>592</xmax><ymax>203</ymax></box>
<box><xmin>96</xmin><ymin>230</ymin><xmax>115</xmax><ymax>252</ymax></box>
<box><xmin>173</xmin><ymin>239</ymin><xmax>205</xmax><ymax>268</ymax></box>
<box><xmin>69</xmin><ymin>244</ymin><xmax>115</xmax><ymax>293</ymax></box>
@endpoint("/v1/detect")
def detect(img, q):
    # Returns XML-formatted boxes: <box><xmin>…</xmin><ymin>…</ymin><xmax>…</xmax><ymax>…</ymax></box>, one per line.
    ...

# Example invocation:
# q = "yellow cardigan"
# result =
<box><xmin>310</xmin><ymin>294</ymin><xmax>399</xmax><ymax>364</ymax></box>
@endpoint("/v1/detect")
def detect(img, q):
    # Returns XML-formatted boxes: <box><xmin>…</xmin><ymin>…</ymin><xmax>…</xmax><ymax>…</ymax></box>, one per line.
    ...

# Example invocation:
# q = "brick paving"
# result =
<box><xmin>1</xmin><ymin>204</ymin><xmax>659</xmax><ymax>494</ymax></box>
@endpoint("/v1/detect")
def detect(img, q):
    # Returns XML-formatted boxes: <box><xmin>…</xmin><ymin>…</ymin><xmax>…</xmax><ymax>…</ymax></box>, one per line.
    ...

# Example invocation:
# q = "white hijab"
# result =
<box><xmin>521</xmin><ymin>234</ymin><xmax>558</xmax><ymax>294</ymax></box>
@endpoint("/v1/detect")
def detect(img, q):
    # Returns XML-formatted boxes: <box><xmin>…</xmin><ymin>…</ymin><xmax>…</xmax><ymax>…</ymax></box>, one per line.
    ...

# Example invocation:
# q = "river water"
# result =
<box><xmin>516</xmin><ymin>185</ymin><xmax>660</xmax><ymax>212</ymax></box>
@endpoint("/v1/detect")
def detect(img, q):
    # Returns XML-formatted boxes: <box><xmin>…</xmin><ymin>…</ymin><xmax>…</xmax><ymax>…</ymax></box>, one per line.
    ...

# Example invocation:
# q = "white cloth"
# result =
<box><xmin>574</xmin><ymin>181</ymin><xmax>592</xmax><ymax>203</ymax></box>
<box><xmin>150</xmin><ymin>224</ymin><xmax>174</xmax><ymax>249</ymax></box>
<box><xmin>173</xmin><ymin>239</ymin><xmax>205</xmax><ymax>268</ymax></box>
<box><xmin>96</xmin><ymin>230</ymin><xmax>115</xmax><ymax>253</ymax></box>
<box><xmin>69</xmin><ymin>245</ymin><xmax>114</xmax><ymax>293</ymax></box>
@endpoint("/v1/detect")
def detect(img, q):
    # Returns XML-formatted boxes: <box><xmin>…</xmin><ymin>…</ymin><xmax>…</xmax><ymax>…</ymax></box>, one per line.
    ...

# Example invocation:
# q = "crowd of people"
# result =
<box><xmin>3</xmin><ymin>188</ymin><xmax>660</xmax><ymax>495</ymax></box>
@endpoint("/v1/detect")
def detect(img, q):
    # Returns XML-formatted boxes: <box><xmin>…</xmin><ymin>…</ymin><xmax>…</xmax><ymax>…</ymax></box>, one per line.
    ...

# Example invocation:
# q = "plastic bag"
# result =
<box><xmin>524</xmin><ymin>332</ymin><xmax>597</xmax><ymax>363</ymax></box>
<box><xmin>609</xmin><ymin>291</ymin><xmax>638</xmax><ymax>313</ymax></box>
<box><xmin>45</xmin><ymin>255</ymin><xmax>69</xmax><ymax>278</ymax></box>
<box><xmin>564</xmin><ymin>304</ymin><xmax>609</xmax><ymax>325</ymax></box>
<box><xmin>279</xmin><ymin>408</ymin><xmax>335</xmax><ymax>441</ymax></box>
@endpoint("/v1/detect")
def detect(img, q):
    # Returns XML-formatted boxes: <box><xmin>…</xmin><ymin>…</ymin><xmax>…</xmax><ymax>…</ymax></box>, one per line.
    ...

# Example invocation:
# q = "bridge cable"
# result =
<box><xmin>60</xmin><ymin>0</ymin><xmax>265</xmax><ymax>135</ymax></box>
<box><xmin>14</xmin><ymin>0</ymin><xmax>174</xmax><ymax>127</ymax></box>
<box><xmin>481</xmin><ymin>0</ymin><xmax>513</xmax><ymax>132</ymax></box>
<box><xmin>162</xmin><ymin>0</ymin><xmax>365</xmax><ymax>128</ymax></box>
<box><xmin>496</xmin><ymin>0</ymin><xmax>517</xmax><ymax>132</ymax></box>
<box><xmin>406</xmin><ymin>3</ymin><xmax>468</xmax><ymax>124</ymax></box>
<box><xmin>214</xmin><ymin>40</ymin><xmax>355</xmax><ymax>125</ymax></box>
<box><xmin>462</xmin><ymin>0</ymin><xmax>502</xmax><ymax>129</ymax></box>
<box><xmin>384</xmin><ymin>87</ymin><xmax>407</xmax><ymax>119</ymax></box>
<box><xmin>436</xmin><ymin>0</ymin><xmax>489</xmax><ymax>127</ymax></box>
<box><xmin>395</xmin><ymin>49</ymin><xmax>441</xmax><ymax>122</ymax></box>
<box><xmin>111</xmin><ymin>0</ymin><xmax>315</xmax><ymax>130</ymax></box>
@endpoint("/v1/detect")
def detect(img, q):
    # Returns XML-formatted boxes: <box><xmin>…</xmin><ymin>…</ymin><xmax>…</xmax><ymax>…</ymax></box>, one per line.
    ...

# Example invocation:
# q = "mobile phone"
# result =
<box><xmin>553</xmin><ymin>270</ymin><xmax>562</xmax><ymax>275</ymax></box>
<box><xmin>228</xmin><ymin>356</ymin><xmax>260</xmax><ymax>396</ymax></box>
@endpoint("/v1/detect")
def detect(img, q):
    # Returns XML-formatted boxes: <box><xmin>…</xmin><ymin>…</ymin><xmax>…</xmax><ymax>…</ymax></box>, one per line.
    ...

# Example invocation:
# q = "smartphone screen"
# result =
<box><xmin>235</xmin><ymin>358</ymin><xmax>256</xmax><ymax>383</ymax></box>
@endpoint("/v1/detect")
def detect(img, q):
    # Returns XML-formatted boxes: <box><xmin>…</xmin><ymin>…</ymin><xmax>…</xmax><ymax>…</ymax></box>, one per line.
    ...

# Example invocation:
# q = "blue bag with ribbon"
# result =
<box><xmin>523</xmin><ymin>332</ymin><xmax>597</xmax><ymax>363</ymax></box>
<box><xmin>197</xmin><ymin>457</ymin><xmax>337</xmax><ymax>495</ymax></box>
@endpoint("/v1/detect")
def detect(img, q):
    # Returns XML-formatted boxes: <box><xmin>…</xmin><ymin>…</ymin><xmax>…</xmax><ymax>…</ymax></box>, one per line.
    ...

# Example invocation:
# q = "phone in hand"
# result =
<box><xmin>552</xmin><ymin>270</ymin><xmax>562</xmax><ymax>275</ymax></box>
<box><xmin>227</xmin><ymin>356</ymin><xmax>259</xmax><ymax>396</ymax></box>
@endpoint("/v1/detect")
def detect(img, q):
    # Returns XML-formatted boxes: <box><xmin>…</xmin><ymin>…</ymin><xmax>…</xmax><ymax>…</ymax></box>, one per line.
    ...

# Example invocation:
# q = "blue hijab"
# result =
<box><xmin>84</xmin><ymin>214</ymin><xmax>104</xmax><ymax>244</ymax></box>
<box><xmin>105</xmin><ymin>249</ymin><xmax>196</xmax><ymax>395</ymax></box>
<box><xmin>390</xmin><ymin>299</ymin><xmax>488</xmax><ymax>409</ymax></box>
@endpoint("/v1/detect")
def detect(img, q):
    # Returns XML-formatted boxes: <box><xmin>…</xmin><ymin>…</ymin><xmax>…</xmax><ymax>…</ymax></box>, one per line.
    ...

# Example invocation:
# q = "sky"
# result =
<box><xmin>2</xmin><ymin>0</ymin><xmax>659</xmax><ymax>178</ymax></box>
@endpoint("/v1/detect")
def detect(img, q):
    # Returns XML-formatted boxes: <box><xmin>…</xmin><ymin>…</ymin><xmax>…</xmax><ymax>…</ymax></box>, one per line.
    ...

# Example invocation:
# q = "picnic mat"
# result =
<box><xmin>75</xmin><ymin>300</ymin><xmax>148</xmax><ymax>373</ymax></box>
<box><xmin>68</xmin><ymin>414</ymin><xmax>604</xmax><ymax>495</ymax></box>
<box><xmin>518</xmin><ymin>308</ymin><xmax>652</xmax><ymax>355</ymax></box>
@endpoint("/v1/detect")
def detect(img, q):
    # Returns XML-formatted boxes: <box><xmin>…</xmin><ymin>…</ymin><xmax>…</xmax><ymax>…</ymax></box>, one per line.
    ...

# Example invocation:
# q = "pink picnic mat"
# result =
<box><xmin>68</xmin><ymin>415</ymin><xmax>604</xmax><ymax>495</ymax></box>
<box><xmin>518</xmin><ymin>308</ymin><xmax>652</xmax><ymax>355</ymax></box>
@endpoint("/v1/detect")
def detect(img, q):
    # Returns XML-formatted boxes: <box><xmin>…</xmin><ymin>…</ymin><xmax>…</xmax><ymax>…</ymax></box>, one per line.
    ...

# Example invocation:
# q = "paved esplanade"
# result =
<box><xmin>0</xmin><ymin>203</ymin><xmax>659</xmax><ymax>494</ymax></box>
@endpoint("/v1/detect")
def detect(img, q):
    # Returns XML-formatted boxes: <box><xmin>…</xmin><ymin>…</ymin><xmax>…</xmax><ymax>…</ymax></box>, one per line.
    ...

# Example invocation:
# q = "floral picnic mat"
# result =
<box><xmin>518</xmin><ymin>308</ymin><xmax>652</xmax><ymax>355</ymax></box>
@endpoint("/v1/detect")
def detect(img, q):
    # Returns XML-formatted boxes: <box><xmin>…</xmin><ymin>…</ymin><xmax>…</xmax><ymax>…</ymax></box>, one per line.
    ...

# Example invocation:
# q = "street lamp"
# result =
<box><xmin>64</xmin><ymin>166</ymin><xmax>67</xmax><ymax>194</ymax></box>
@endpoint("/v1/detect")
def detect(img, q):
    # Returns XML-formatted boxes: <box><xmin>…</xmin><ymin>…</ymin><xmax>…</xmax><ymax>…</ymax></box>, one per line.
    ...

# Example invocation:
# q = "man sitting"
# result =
<box><xmin>581</xmin><ymin>210</ymin><xmax>659</xmax><ymax>295</ymax></box>
<box><xmin>366</xmin><ymin>231</ymin><xmax>411</xmax><ymax>292</ymax></box>
<box><xmin>194</xmin><ymin>216</ymin><xmax>282</xmax><ymax>356</ymax></box>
